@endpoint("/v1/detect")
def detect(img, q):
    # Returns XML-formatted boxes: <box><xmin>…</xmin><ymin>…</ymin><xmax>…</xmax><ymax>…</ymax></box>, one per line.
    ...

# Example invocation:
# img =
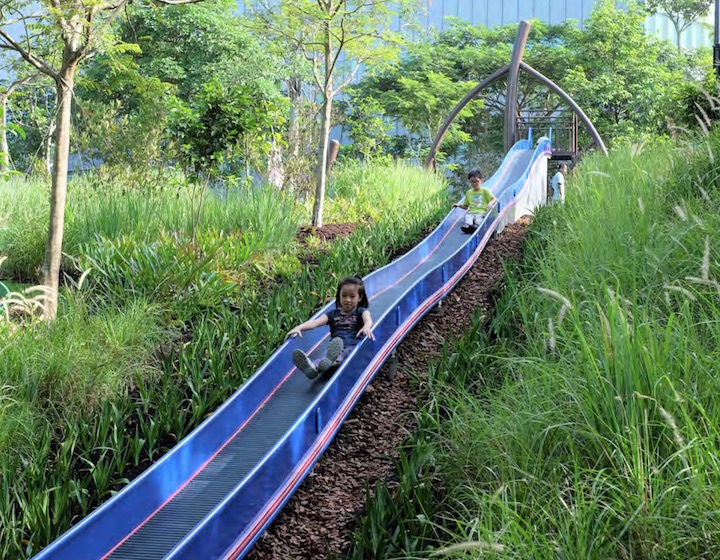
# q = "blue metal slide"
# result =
<box><xmin>32</xmin><ymin>136</ymin><xmax>551</xmax><ymax>560</ymax></box>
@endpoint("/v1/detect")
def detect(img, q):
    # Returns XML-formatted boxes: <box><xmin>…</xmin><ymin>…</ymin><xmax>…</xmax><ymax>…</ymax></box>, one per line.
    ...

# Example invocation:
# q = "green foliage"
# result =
<box><xmin>167</xmin><ymin>78</ymin><xmax>287</xmax><ymax>178</ymax></box>
<box><xmin>76</xmin><ymin>184</ymin><xmax>302</xmax><ymax>320</ymax></box>
<box><xmin>565</xmin><ymin>0</ymin><xmax>686</xmax><ymax>140</ymax></box>
<box><xmin>347</xmin><ymin>19</ymin><xmax>585</xmax><ymax>162</ymax></box>
<box><xmin>74</xmin><ymin>78</ymin><xmax>173</xmax><ymax>176</ymax></box>
<box><xmin>0</xmin><ymin>177</ymin><xmax>49</xmax><ymax>281</ymax></box>
<box><xmin>645</xmin><ymin>0</ymin><xmax>713</xmax><ymax>21</ymax></box>
<box><xmin>245</xmin><ymin>0</ymin><xmax>419</xmax><ymax>225</ymax></box>
<box><xmin>348</xmin><ymin>134</ymin><xmax>720</xmax><ymax>558</ymax></box>
<box><xmin>324</xmin><ymin>161</ymin><xmax>444</xmax><ymax>223</ymax></box>
<box><xmin>348</xmin><ymin>4</ymin><xmax>689</xmax><ymax>163</ymax></box>
<box><xmin>347</xmin><ymin>30</ymin><xmax>485</xmax><ymax>161</ymax></box>
<box><xmin>0</xmin><ymin>111</ymin><xmax>23</xmax><ymax>178</ymax></box>
<box><xmin>0</xmin><ymin>178</ymin><xmax>301</xmax><ymax>283</ymax></box>
<box><xmin>5</xmin><ymin>83</ymin><xmax>55</xmax><ymax>175</ymax></box>
<box><xmin>0</xmin><ymin>293</ymin><xmax>167</xmax><ymax>469</ymax></box>
<box><xmin>124</xmin><ymin>0</ymin><xmax>275</xmax><ymax>99</ymax></box>
<box><xmin>246</xmin><ymin>0</ymin><xmax>412</xmax><ymax>90</ymax></box>
<box><xmin>337</xmin><ymin>97</ymin><xmax>392</xmax><ymax>162</ymax></box>
<box><xmin>645</xmin><ymin>0</ymin><xmax>713</xmax><ymax>49</ymax></box>
<box><xmin>0</xmin><ymin>163</ymin><xmax>447</xmax><ymax>557</ymax></box>
<box><xmin>73</xmin><ymin>0</ymin><xmax>285</xmax><ymax>176</ymax></box>
<box><xmin>673</xmin><ymin>54</ymin><xmax>720</xmax><ymax>130</ymax></box>
<box><xmin>346</xmin><ymin>437</ymin><xmax>437</xmax><ymax>559</ymax></box>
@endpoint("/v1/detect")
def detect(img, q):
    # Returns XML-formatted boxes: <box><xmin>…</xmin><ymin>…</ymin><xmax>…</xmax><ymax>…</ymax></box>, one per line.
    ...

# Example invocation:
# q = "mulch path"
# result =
<box><xmin>296</xmin><ymin>223</ymin><xmax>361</xmax><ymax>245</ymax></box>
<box><xmin>247</xmin><ymin>217</ymin><xmax>531</xmax><ymax>560</ymax></box>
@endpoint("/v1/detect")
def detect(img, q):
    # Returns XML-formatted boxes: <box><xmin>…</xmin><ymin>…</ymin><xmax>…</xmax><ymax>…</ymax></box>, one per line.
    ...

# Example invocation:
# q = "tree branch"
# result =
<box><xmin>152</xmin><ymin>0</ymin><xmax>204</xmax><ymax>5</ymax></box>
<box><xmin>326</xmin><ymin>18</ymin><xmax>346</xmax><ymax>82</ymax></box>
<box><xmin>79</xmin><ymin>0</ymin><xmax>132</xmax><ymax>59</ymax></box>
<box><xmin>0</xmin><ymin>28</ymin><xmax>57</xmax><ymax>78</ymax></box>
<box><xmin>333</xmin><ymin>54</ymin><xmax>372</xmax><ymax>94</ymax></box>
<box><xmin>310</xmin><ymin>47</ymin><xmax>323</xmax><ymax>91</ymax></box>
<box><xmin>0</xmin><ymin>73</ymin><xmax>37</xmax><ymax>98</ymax></box>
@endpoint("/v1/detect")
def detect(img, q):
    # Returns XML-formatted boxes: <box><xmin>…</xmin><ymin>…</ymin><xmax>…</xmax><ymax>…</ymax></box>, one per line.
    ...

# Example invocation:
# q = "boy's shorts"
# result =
<box><xmin>464</xmin><ymin>213</ymin><xmax>485</xmax><ymax>227</ymax></box>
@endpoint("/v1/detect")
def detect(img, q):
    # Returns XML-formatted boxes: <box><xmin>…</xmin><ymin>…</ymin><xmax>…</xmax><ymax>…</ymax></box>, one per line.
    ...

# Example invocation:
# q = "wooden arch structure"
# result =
<box><xmin>424</xmin><ymin>20</ymin><xmax>607</xmax><ymax>170</ymax></box>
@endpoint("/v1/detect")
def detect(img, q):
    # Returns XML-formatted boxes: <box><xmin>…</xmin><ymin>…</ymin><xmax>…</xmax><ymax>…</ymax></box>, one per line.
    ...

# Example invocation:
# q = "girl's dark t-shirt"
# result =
<box><xmin>324</xmin><ymin>307</ymin><xmax>368</xmax><ymax>347</ymax></box>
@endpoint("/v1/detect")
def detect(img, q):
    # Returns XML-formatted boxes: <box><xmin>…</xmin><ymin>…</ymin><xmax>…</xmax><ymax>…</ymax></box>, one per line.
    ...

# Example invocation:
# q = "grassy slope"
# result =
<box><xmin>349</xmin><ymin>136</ymin><xmax>720</xmax><ymax>559</ymax></box>
<box><xmin>0</xmin><ymin>161</ymin><xmax>448</xmax><ymax>557</ymax></box>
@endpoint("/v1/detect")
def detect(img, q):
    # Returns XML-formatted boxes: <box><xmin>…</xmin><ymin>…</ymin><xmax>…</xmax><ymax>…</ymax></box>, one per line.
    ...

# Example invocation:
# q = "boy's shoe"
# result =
<box><xmin>293</xmin><ymin>349</ymin><xmax>318</xmax><ymax>379</ymax></box>
<box><xmin>318</xmin><ymin>337</ymin><xmax>344</xmax><ymax>372</ymax></box>
<box><xmin>461</xmin><ymin>224</ymin><xmax>476</xmax><ymax>234</ymax></box>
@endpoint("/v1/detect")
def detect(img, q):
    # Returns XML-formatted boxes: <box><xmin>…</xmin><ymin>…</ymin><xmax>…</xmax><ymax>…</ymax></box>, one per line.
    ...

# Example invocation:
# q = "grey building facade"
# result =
<box><xmin>418</xmin><ymin>0</ymin><xmax>597</xmax><ymax>29</ymax></box>
<box><xmin>240</xmin><ymin>1</ymin><xmax>713</xmax><ymax>49</ymax></box>
<box><xmin>418</xmin><ymin>1</ymin><xmax>711</xmax><ymax>49</ymax></box>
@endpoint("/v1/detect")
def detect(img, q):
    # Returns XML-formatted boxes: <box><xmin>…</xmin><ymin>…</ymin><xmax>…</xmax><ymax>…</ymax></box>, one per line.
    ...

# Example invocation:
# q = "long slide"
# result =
<box><xmin>33</xmin><ymin>135</ymin><xmax>551</xmax><ymax>560</ymax></box>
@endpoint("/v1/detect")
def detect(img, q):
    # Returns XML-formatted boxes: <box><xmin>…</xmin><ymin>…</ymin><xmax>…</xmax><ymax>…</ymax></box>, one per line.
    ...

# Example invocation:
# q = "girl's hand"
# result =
<box><xmin>286</xmin><ymin>326</ymin><xmax>303</xmax><ymax>340</ymax></box>
<box><xmin>357</xmin><ymin>325</ymin><xmax>375</xmax><ymax>341</ymax></box>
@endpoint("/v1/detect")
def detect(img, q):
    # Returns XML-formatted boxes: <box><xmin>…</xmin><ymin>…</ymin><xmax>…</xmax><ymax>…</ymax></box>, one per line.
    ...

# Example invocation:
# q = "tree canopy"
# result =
<box><xmin>245</xmin><ymin>0</ymin><xmax>418</xmax><ymax>227</ymax></box>
<box><xmin>644</xmin><ymin>0</ymin><xmax>713</xmax><ymax>49</ymax></box>
<box><xmin>346</xmin><ymin>1</ymin><xmax>687</xmax><ymax>164</ymax></box>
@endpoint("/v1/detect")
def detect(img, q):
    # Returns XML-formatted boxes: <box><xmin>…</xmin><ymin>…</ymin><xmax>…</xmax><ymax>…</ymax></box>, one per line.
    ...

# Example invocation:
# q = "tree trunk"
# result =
<box><xmin>42</xmin><ymin>64</ymin><xmax>76</xmax><ymax>320</ymax></box>
<box><xmin>326</xmin><ymin>139</ymin><xmax>340</xmax><ymax>174</ymax></box>
<box><xmin>45</xmin><ymin>119</ymin><xmax>56</xmax><ymax>177</ymax></box>
<box><xmin>312</xmin><ymin>24</ymin><xmax>333</xmax><ymax>229</ymax></box>
<box><xmin>267</xmin><ymin>136</ymin><xmax>284</xmax><ymax>189</ymax></box>
<box><xmin>0</xmin><ymin>94</ymin><xmax>9</xmax><ymax>172</ymax></box>
<box><xmin>312</xmin><ymin>92</ymin><xmax>333</xmax><ymax>228</ymax></box>
<box><xmin>288</xmin><ymin>77</ymin><xmax>301</xmax><ymax>150</ymax></box>
<box><xmin>286</xmin><ymin>77</ymin><xmax>301</xmax><ymax>192</ymax></box>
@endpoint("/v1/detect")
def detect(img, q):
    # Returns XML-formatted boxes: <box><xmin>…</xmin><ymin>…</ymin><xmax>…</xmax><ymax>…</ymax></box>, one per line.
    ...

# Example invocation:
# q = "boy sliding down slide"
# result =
<box><xmin>453</xmin><ymin>169</ymin><xmax>497</xmax><ymax>234</ymax></box>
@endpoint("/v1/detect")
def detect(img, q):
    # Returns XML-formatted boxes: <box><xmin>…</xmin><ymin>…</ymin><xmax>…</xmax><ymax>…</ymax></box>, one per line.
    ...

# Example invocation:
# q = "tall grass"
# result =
<box><xmin>348</xmin><ymin>136</ymin><xmax>720</xmax><ymax>558</ymax></box>
<box><xmin>0</xmin><ymin>161</ymin><xmax>448</xmax><ymax>557</ymax></box>
<box><xmin>0</xmin><ymin>292</ymin><xmax>168</xmax><ymax>466</ymax></box>
<box><xmin>0</xmin><ymin>178</ymin><xmax>48</xmax><ymax>281</ymax></box>
<box><xmin>324</xmin><ymin>161</ymin><xmax>444</xmax><ymax>223</ymax></box>
<box><xmin>0</xmin><ymin>179</ymin><xmax>303</xmax><ymax>281</ymax></box>
<box><xmin>0</xmin><ymin>162</ymin><xmax>441</xmax><ymax>284</ymax></box>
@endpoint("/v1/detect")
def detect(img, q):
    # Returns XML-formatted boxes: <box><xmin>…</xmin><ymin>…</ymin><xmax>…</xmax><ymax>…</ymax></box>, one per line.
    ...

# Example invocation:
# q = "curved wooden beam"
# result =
<box><xmin>424</xmin><ymin>64</ymin><xmax>509</xmax><ymax>170</ymax></box>
<box><xmin>505</xmin><ymin>21</ymin><xmax>531</xmax><ymax>152</ymax></box>
<box><xmin>519</xmin><ymin>61</ymin><xmax>608</xmax><ymax>156</ymax></box>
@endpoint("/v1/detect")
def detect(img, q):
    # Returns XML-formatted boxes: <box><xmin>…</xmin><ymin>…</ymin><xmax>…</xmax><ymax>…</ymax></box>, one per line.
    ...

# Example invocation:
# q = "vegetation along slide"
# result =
<box><xmin>32</xmin><ymin>134</ymin><xmax>551</xmax><ymax>560</ymax></box>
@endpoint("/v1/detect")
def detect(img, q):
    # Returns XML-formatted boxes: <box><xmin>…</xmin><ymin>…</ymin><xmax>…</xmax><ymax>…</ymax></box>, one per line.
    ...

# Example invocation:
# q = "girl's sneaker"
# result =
<box><xmin>318</xmin><ymin>337</ymin><xmax>344</xmax><ymax>372</ymax></box>
<box><xmin>293</xmin><ymin>349</ymin><xmax>318</xmax><ymax>379</ymax></box>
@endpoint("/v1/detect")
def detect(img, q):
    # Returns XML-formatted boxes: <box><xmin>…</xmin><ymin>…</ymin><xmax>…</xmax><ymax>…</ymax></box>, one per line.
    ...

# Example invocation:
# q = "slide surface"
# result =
<box><xmin>33</xmin><ymin>136</ymin><xmax>550</xmax><ymax>560</ymax></box>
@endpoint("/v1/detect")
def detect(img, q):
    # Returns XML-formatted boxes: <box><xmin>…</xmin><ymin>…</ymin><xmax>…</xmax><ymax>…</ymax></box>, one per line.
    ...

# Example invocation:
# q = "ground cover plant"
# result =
<box><xmin>347</xmin><ymin>133</ymin><xmax>720</xmax><ymax>558</ymax></box>
<box><xmin>0</xmin><ymin>161</ymin><xmax>447</xmax><ymax>557</ymax></box>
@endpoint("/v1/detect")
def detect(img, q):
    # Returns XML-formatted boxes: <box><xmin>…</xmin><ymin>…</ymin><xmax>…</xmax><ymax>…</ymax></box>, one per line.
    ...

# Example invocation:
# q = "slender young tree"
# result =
<box><xmin>0</xmin><ymin>0</ymin><xmax>199</xmax><ymax>320</ymax></box>
<box><xmin>644</xmin><ymin>0</ymin><xmax>713</xmax><ymax>50</ymax></box>
<box><xmin>246</xmin><ymin>0</ymin><xmax>415</xmax><ymax>228</ymax></box>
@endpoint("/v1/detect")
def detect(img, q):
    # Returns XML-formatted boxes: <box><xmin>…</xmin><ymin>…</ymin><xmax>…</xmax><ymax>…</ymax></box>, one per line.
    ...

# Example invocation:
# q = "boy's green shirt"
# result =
<box><xmin>464</xmin><ymin>186</ymin><xmax>494</xmax><ymax>214</ymax></box>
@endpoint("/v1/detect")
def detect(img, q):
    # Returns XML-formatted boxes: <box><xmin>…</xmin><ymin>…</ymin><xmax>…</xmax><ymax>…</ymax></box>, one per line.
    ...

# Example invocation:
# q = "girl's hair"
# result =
<box><xmin>335</xmin><ymin>276</ymin><xmax>369</xmax><ymax>308</ymax></box>
<box><xmin>468</xmin><ymin>169</ymin><xmax>484</xmax><ymax>181</ymax></box>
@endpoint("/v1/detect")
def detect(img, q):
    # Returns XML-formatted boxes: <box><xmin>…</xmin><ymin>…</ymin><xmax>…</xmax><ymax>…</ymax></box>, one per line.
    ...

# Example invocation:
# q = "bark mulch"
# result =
<box><xmin>247</xmin><ymin>217</ymin><xmax>531</xmax><ymax>560</ymax></box>
<box><xmin>297</xmin><ymin>223</ymin><xmax>361</xmax><ymax>245</ymax></box>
